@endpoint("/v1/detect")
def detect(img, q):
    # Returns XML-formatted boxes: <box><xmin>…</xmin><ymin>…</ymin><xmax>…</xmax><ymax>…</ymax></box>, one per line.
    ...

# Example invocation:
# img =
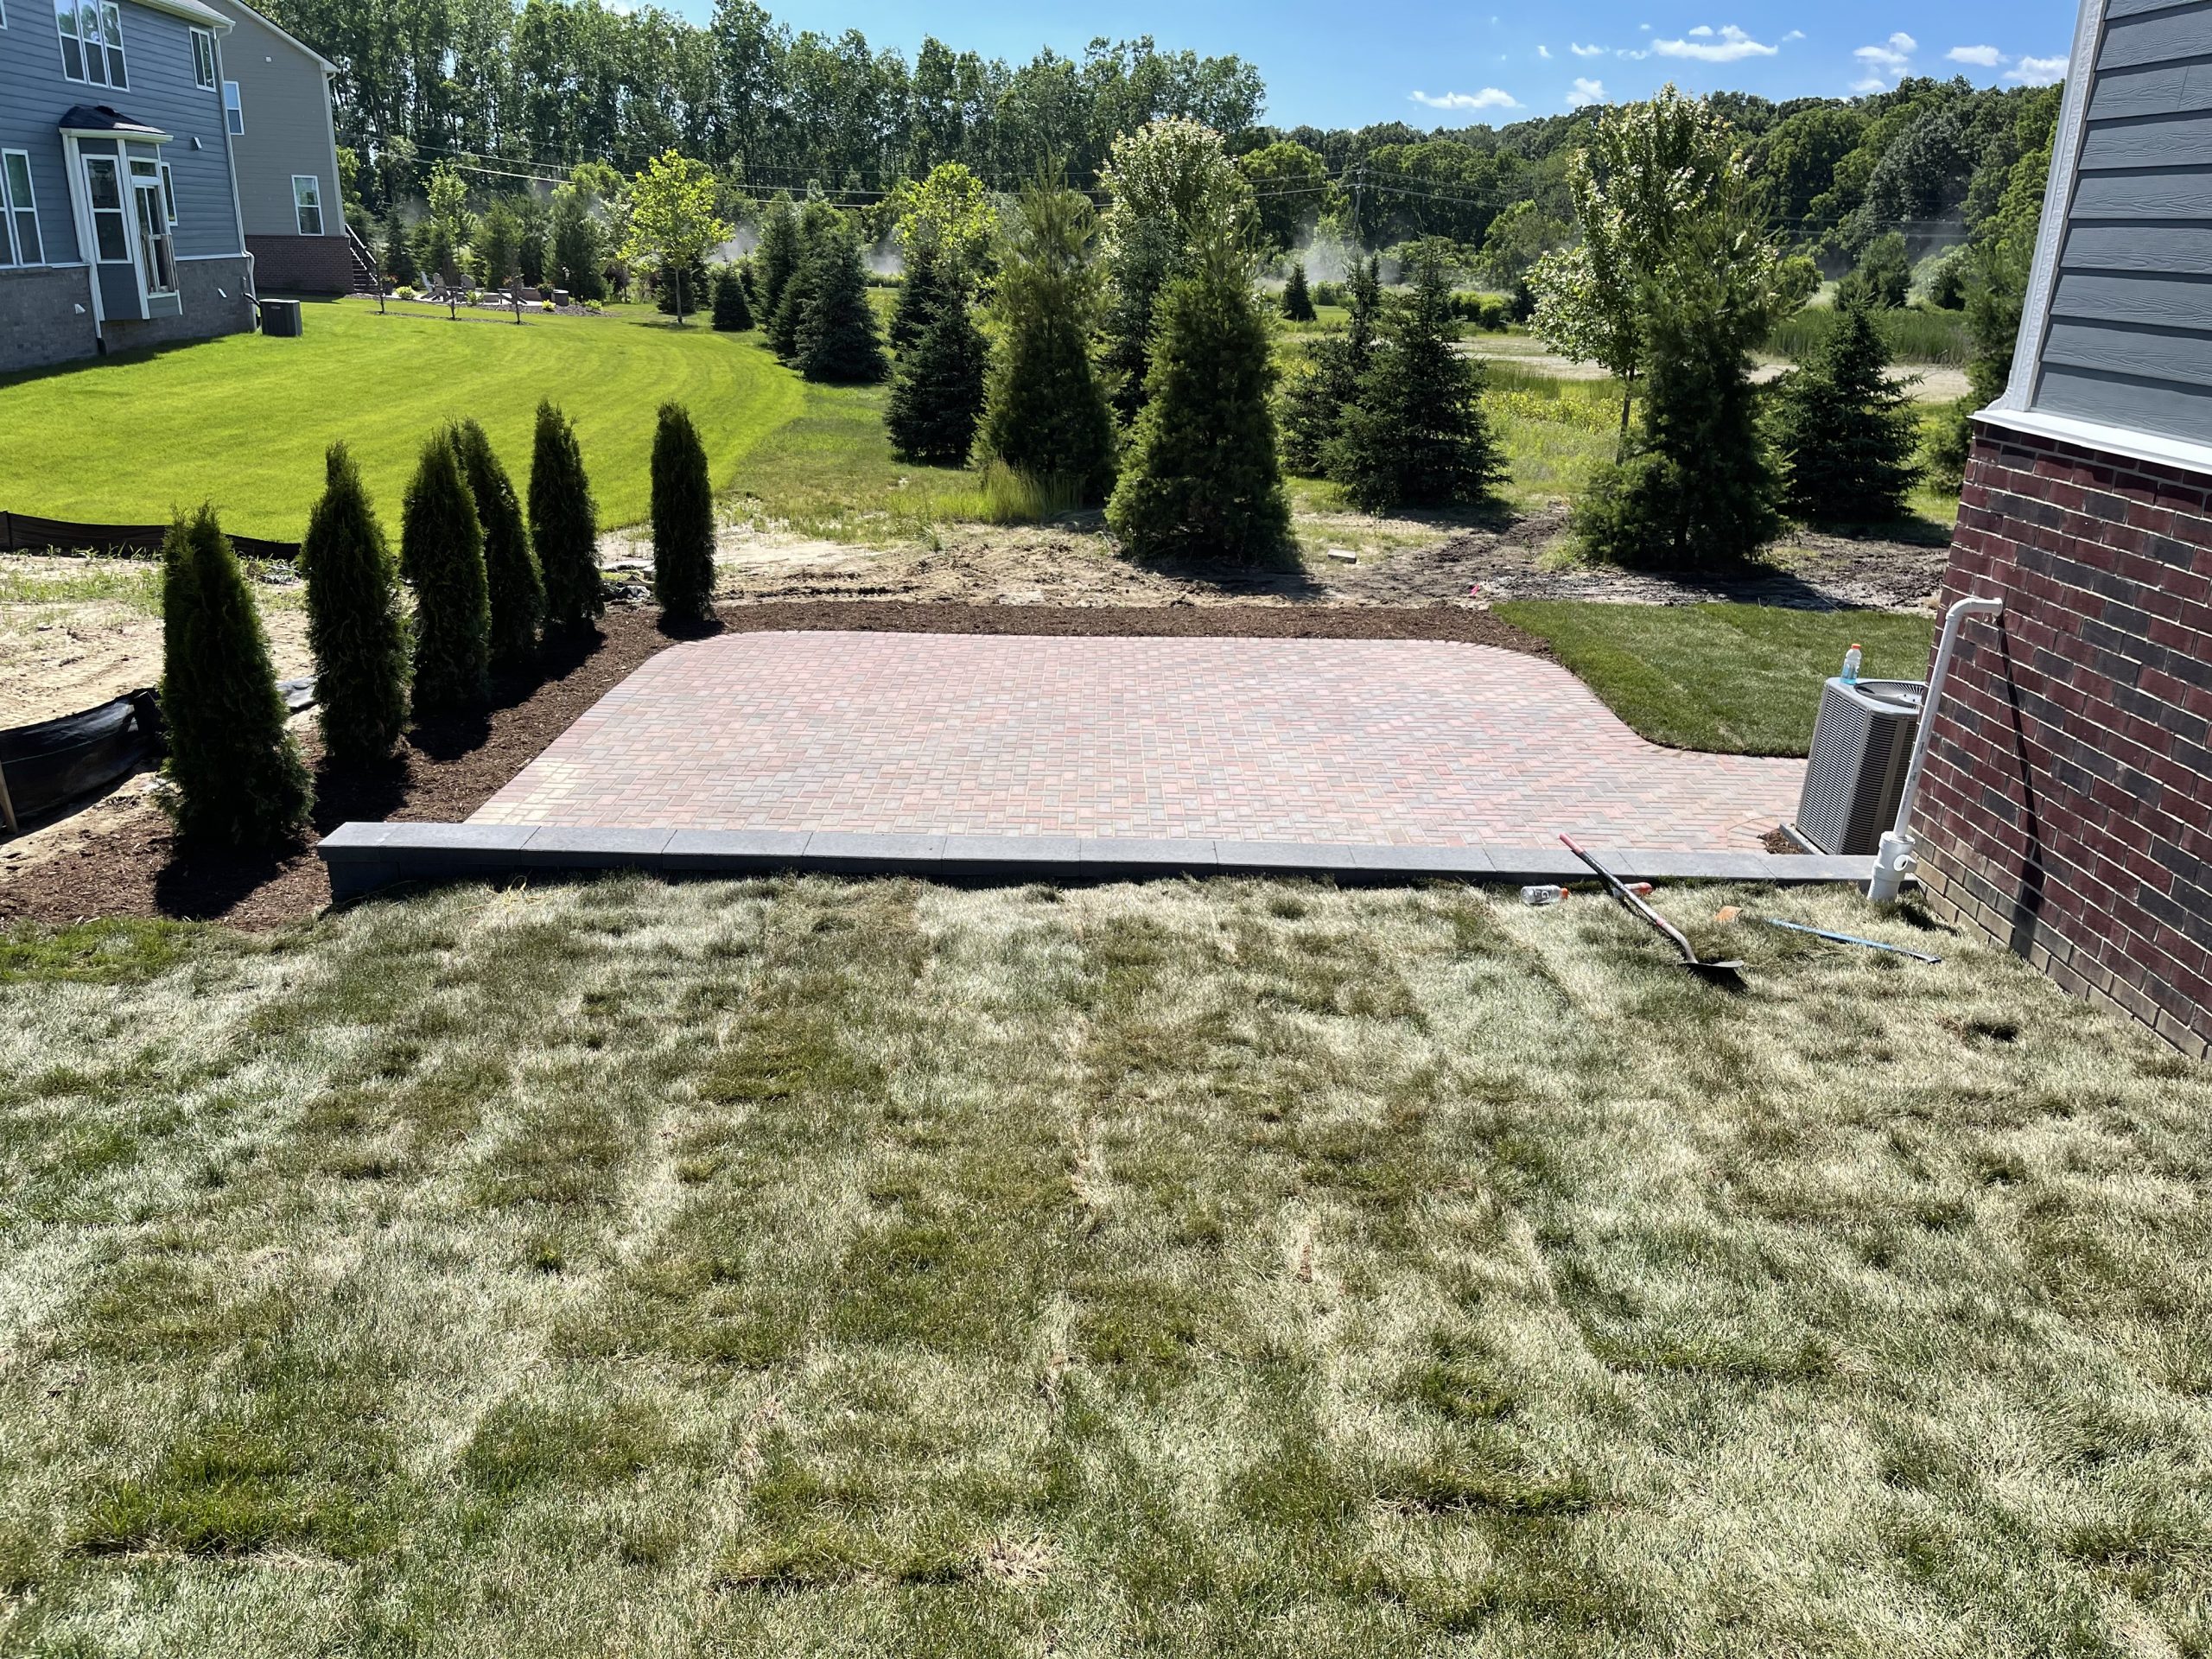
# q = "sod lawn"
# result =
<box><xmin>0</xmin><ymin>300</ymin><xmax>804</xmax><ymax>539</ymax></box>
<box><xmin>2</xmin><ymin>875</ymin><xmax>2206</xmax><ymax>1655</ymax></box>
<box><xmin>1496</xmin><ymin>601</ymin><xmax>1939</xmax><ymax>756</ymax></box>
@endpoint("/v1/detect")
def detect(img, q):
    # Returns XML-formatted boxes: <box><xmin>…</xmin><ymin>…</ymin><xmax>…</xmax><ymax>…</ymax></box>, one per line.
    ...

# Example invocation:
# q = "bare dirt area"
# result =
<box><xmin>0</xmin><ymin>601</ymin><xmax>1551</xmax><ymax>930</ymax></box>
<box><xmin>0</xmin><ymin>556</ymin><xmax>312</xmax><ymax>726</ymax></box>
<box><xmin>1457</xmin><ymin>338</ymin><xmax>1970</xmax><ymax>403</ymax></box>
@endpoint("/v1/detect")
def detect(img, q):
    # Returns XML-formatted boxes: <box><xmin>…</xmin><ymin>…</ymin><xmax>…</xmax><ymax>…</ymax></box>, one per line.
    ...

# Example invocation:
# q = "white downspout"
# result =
<box><xmin>1868</xmin><ymin>593</ymin><xmax>2006</xmax><ymax>903</ymax></box>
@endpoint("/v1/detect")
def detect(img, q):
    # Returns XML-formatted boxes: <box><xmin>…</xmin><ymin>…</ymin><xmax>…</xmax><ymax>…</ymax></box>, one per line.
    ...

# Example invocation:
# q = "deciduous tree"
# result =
<box><xmin>621</xmin><ymin>149</ymin><xmax>730</xmax><ymax>325</ymax></box>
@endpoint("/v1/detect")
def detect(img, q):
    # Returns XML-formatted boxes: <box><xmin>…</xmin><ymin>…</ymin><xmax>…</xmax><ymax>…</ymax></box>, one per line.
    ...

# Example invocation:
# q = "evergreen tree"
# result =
<box><xmin>977</xmin><ymin>181</ymin><xmax>1117</xmax><ymax>502</ymax></box>
<box><xmin>1281</xmin><ymin>261</ymin><xmax>1315</xmax><ymax>322</ymax></box>
<box><xmin>768</xmin><ymin>200</ymin><xmax>840</xmax><ymax>358</ymax></box>
<box><xmin>530</xmin><ymin>400</ymin><xmax>604</xmax><ymax>633</ymax></box>
<box><xmin>1773</xmin><ymin>301</ymin><xmax>1922</xmax><ymax>523</ymax></box>
<box><xmin>1327</xmin><ymin>248</ymin><xmax>1503</xmax><ymax>512</ymax></box>
<box><xmin>890</xmin><ymin>238</ymin><xmax>944</xmax><ymax>352</ymax></box>
<box><xmin>794</xmin><ymin>224</ymin><xmax>889</xmax><ymax>384</ymax></box>
<box><xmin>550</xmin><ymin>190</ymin><xmax>604</xmax><ymax>299</ymax></box>
<box><xmin>1281</xmin><ymin>256</ymin><xmax>1379</xmax><ymax>474</ymax></box>
<box><xmin>1107</xmin><ymin>223</ymin><xmax>1289</xmax><ymax>564</ymax></box>
<box><xmin>300</xmin><ymin>442</ymin><xmax>408</xmax><ymax>764</ymax></box>
<box><xmin>754</xmin><ymin>194</ymin><xmax>799</xmax><ymax>321</ymax></box>
<box><xmin>400</xmin><ymin>429</ymin><xmax>490</xmax><ymax>711</ymax></box>
<box><xmin>711</xmin><ymin>264</ymin><xmax>753</xmax><ymax>330</ymax></box>
<box><xmin>651</xmin><ymin>402</ymin><xmax>715</xmax><ymax>627</ymax></box>
<box><xmin>382</xmin><ymin>211</ymin><xmax>417</xmax><ymax>287</ymax></box>
<box><xmin>158</xmin><ymin>505</ymin><xmax>311</xmax><ymax>847</ymax></box>
<box><xmin>656</xmin><ymin>252</ymin><xmax>711</xmax><ymax>316</ymax></box>
<box><xmin>453</xmin><ymin>419</ymin><xmax>543</xmax><ymax>667</ymax></box>
<box><xmin>886</xmin><ymin>294</ymin><xmax>988</xmax><ymax>464</ymax></box>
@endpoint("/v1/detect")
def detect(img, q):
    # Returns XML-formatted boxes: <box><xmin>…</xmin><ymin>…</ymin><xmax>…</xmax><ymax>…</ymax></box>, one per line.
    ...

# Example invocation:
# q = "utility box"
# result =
<box><xmin>259</xmin><ymin>298</ymin><xmax>302</xmax><ymax>337</ymax></box>
<box><xmin>1795</xmin><ymin>677</ymin><xmax>1923</xmax><ymax>855</ymax></box>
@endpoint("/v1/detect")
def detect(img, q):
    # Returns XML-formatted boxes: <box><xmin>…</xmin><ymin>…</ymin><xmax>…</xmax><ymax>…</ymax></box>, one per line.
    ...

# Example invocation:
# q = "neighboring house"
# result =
<box><xmin>1922</xmin><ymin>0</ymin><xmax>2212</xmax><ymax>1056</ymax></box>
<box><xmin>210</xmin><ymin>0</ymin><xmax>350</xmax><ymax>294</ymax></box>
<box><xmin>0</xmin><ymin>0</ymin><xmax>256</xmax><ymax>372</ymax></box>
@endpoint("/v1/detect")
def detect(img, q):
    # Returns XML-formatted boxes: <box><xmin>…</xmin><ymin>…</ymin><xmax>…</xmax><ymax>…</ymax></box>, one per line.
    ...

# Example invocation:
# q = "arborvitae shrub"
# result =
<box><xmin>712</xmin><ymin>264</ymin><xmax>753</xmax><ymax>330</ymax></box>
<box><xmin>651</xmin><ymin>402</ymin><xmax>716</xmax><ymax>626</ymax></box>
<box><xmin>1774</xmin><ymin>301</ymin><xmax>1922</xmax><ymax>523</ymax></box>
<box><xmin>530</xmin><ymin>400</ymin><xmax>604</xmax><ymax>632</ymax></box>
<box><xmin>1281</xmin><ymin>262</ymin><xmax>1315</xmax><ymax>322</ymax></box>
<box><xmin>1327</xmin><ymin>252</ymin><xmax>1501</xmax><ymax>511</ymax></box>
<box><xmin>1107</xmin><ymin>238</ymin><xmax>1289</xmax><ymax>564</ymax></box>
<box><xmin>158</xmin><ymin>505</ymin><xmax>311</xmax><ymax>846</ymax></box>
<box><xmin>978</xmin><ymin>184</ymin><xmax>1116</xmax><ymax>503</ymax></box>
<box><xmin>300</xmin><ymin>441</ymin><xmax>408</xmax><ymax>763</ymax></box>
<box><xmin>886</xmin><ymin>295</ymin><xmax>988</xmax><ymax>464</ymax></box>
<box><xmin>891</xmin><ymin>241</ymin><xmax>944</xmax><ymax>352</ymax></box>
<box><xmin>795</xmin><ymin>226</ymin><xmax>888</xmax><ymax>384</ymax></box>
<box><xmin>453</xmin><ymin>419</ymin><xmax>542</xmax><ymax>667</ymax></box>
<box><xmin>400</xmin><ymin>429</ymin><xmax>490</xmax><ymax>709</ymax></box>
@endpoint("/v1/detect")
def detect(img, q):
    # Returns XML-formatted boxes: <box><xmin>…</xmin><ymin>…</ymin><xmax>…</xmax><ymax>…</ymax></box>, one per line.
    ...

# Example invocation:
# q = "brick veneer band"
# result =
<box><xmin>1919</xmin><ymin>417</ymin><xmax>2212</xmax><ymax>1058</ymax></box>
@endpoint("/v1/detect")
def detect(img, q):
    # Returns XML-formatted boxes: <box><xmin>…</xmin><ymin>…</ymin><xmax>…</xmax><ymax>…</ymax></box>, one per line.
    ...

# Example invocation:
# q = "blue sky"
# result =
<box><xmin>689</xmin><ymin>0</ymin><xmax>2082</xmax><ymax>130</ymax></box>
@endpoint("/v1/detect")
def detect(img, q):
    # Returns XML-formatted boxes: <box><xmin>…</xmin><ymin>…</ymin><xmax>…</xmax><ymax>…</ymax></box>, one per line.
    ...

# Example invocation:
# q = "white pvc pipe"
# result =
<box><xmin>1867</xmin><ymin>593</ymin><xmax>2004</xmax><ymax>903</ymax></box>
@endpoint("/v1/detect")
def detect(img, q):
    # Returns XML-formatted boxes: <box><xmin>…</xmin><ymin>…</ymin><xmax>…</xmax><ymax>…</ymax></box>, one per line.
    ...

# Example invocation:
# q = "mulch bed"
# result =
<box><xmin>2</xmin><ymin>601</ymin><xmax>1549</xmax><ymax>931</ymax></box>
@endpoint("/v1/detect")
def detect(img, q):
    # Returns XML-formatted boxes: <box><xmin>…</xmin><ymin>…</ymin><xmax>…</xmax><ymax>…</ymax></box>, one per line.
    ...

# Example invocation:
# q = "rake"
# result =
<box><xmin>1558</xmin><ymin>835</ymin><xmax>1745</xmax><ymax>987</ymax></box>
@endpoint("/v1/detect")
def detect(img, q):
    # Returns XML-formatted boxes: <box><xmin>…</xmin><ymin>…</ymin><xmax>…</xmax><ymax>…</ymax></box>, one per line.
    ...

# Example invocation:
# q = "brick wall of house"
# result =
<box><xmin>246</xmin><ymin>234</ymin><xmax>353</xmax><ymax>295</ymax></box>
<box><xmin>1917</xmin><ymin>417</ymin><xmax>2212</xmax><ymax>1058</ymax></box>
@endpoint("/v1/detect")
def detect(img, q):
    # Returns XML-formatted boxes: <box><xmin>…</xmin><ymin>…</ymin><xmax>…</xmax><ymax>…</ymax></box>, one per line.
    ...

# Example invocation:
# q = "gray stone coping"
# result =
<box><xmin>318</xmin><ymin>822</ymin><xmax>1875</xmax><ymax>902</ymax></box>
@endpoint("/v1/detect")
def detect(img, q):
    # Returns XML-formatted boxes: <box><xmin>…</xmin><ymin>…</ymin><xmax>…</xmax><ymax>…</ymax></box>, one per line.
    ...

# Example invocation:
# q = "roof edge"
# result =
<box><xmin>207</xmin><ymin>0</ymin><xmax>339</xmax><ymax>73</ymax></box>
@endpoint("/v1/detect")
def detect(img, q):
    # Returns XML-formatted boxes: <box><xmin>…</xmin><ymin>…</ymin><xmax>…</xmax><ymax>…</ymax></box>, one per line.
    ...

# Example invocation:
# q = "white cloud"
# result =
<box><xmin>1410</xmin><ymin>87</ymin><xmax>1524</xmax><ymax>109</ymax></box>
<box><xmin>1618</xmin><ymin>48</ymin><xmax>1649</xmax><ymax>59</ymax></box>
<box><xmin>1782</xmin><ymin>29</ymin><xmax>1804</xmax><ymax>41</ymax></box>
<box><xmin>1568</xmin><ymin>76</ymin><xmax>1607</xmax><ymax>105</ymax></box>
<box><xmin>1571</xmin><ymin>41</ymin><xmax>1606</xmax><ymax>55</ymax></box>
<box><xmin>1853</xmin><ymin>31</ymin><xmax>1916</xmax><ymax>86</ymax></box>
<box><xmin>2008</xmin><ymin>54</ymin><xmax>2066</xmax><ymax>83</ymax></box>
<box><xmin>1655</xmin><ymin>23</ymin><xmax>1782</xmax><ymax>61</ymax></box>
<box><xmin>1538</xmin><ymin>43</ymin><xmax>1552</xmax><ymax>58</ymax></box>
<box><xmin>1948</xmin><ymin>43</ymin><xmax>2002</xmax><ymax>66</ymax></box>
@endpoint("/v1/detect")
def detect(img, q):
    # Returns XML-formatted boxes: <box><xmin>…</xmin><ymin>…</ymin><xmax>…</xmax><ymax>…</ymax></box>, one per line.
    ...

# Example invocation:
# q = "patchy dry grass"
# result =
<box><xmin>1</xmin><ymin>875</ymin><xmax>2208</xmax><ymax>1655</ymax></box>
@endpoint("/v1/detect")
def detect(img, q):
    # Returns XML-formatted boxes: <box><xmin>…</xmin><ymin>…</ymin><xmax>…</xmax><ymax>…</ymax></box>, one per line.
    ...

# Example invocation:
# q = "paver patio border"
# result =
<box><xmin>319</xmin><ymin>821</ymin><xmax>1875</xmax><ymax>902</ymax></box>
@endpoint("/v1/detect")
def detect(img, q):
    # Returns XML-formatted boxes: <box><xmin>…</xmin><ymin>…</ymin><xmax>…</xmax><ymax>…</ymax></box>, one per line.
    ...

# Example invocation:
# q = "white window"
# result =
<box><xmin>55</xmin><ymin>0</ymin><xmax>124</xmax><ymax>88</ymax></box>
<box><xmin>0</xmin><ymin>151</ymin><xmax>39</xmax><ymax>267</ymax></box>
<box><xmin>160</xmin><ymin>161</ymin><xmax>177</xmax><ymax>227</ymax></box>
<box><xmin>190</xmin><ymin>26</ymin><xmax>215</xmax><ymax>89</ymax></box>
<box><xmin>83</xmin><ymin>155</ymin><xmax>128</xmax><ymax>263</ymax></box>
<box><xmin>291</xmin><ymin>174</ymin><xmax>323</xmax><ymax>237</ymax></box>
<box><xmin>223</xmin><ymin>79</ymin><xmax>243</xmax><ymax>135</ymax></box>
<box><xmin>130</xmin><ymin>159</ymin><xmax>175</xmax><ymax>295</ymax></box>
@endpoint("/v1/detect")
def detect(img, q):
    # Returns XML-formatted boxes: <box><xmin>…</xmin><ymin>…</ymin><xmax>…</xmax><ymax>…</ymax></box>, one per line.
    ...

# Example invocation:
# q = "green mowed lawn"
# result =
<box><xmin>0</xmin><ymin>300</ymin><xmax>804</xmax><ymax>539</ymax></box>
<box><xmin>1497</xmin><ymin>601</ymin><xmax>1938</xmax><ymax>755</ymax></box>
<box><xmin>3</xmin><ymin>877</ymin><xmax>2208</xmax><ymax>1655</ymax></box>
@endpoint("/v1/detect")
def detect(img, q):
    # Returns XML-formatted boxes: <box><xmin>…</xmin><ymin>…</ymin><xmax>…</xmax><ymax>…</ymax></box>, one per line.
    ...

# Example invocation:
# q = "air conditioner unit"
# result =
<box><xmin>1793</xmin><ymin>677</ymin><xmax>1923</xmax><ymax>855</ymax></box>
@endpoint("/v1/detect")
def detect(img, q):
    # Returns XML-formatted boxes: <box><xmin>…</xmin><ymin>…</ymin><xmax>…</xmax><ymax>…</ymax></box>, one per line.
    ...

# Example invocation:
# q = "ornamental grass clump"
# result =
<box><xmin>529</xmin><ymin>400</ymin><xmax>604</xmax><ymax>633</ymax></box>
<box><xmin>400</xmin><ymin>429</ymin><xmax>490</xmax><ymax>711</ymax></box>
<box><xmin>158</xmin><ymin>505</ymin><xmax>311</xmax><ymax>846</ymax></box>
<box><xmin>299</xmin><ymin>442</ymin><xmax>409</xmax><ymax>763</ymax></box>
<box><xmin>650</xmin><ymin>402</ymin><xmax>715</xmax><ymax>627</ymax></box>
<box><xmin>454</xmin><ymin>418</ymin><xmax>543</xmax><ymax>667</ymax></box>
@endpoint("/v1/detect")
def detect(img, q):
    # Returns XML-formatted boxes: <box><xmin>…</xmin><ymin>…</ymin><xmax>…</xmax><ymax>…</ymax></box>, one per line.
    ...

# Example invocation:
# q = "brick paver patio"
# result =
<box><xmin>471</xmin><ymin>632</ymin><xmax>1803</xmax><ymax>849</ymax></box>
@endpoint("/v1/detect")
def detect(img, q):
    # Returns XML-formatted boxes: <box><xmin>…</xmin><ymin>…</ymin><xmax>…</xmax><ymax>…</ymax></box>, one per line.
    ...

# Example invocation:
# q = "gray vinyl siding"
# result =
<box><xmin>2033</xmin><ymin>0</ymin><xmax>2212</xmax><ymax>443</ymax></box>
<box><xmin>0</xmin><ymin>0</ymin><xmax>239</xmax><ymax>265</ymax></box>
<box><xmin>212</xmin><ymin>1</ymin><xmax>339</xmax><ymax>242</ymax></box>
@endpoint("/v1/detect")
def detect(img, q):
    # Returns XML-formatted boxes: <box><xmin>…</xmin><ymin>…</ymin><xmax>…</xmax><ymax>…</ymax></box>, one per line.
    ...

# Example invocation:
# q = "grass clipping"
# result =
<box><xmin>0</xmin><ymin>875</ymin><xmax>2207</xmax><ymax>1653</ymax></box>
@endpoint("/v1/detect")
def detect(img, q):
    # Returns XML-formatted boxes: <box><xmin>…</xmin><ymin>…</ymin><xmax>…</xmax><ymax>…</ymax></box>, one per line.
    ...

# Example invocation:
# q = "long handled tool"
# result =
<box><xmin>1761</xmin><ymin>918</ymin><xmax>1942</xmax><ymax>963</ymax></box>
<box><xmin>1558</xmin><ymin>835</ymin><xmax>1745</xmax><ymax>986</ymax></box>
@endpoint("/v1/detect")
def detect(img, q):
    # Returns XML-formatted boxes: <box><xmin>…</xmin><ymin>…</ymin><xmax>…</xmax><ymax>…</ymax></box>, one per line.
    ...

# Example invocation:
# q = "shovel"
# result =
<box><xmin>1558</xmin><ymin>835</ymin><xmax>1745</xmax><ymax>987</ymax></box>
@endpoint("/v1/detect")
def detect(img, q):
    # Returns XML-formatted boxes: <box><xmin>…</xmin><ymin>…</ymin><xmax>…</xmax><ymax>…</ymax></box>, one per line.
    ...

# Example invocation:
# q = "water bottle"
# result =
<box><xmin>1521</xmin><ymin>885</ymin><xmax>1567</xmax><ymax>906</ymax></box>
<box><xmin>1840</xmin><ymin>644</ymin><xmax>1862</xmax><ymax>686</ymax></box>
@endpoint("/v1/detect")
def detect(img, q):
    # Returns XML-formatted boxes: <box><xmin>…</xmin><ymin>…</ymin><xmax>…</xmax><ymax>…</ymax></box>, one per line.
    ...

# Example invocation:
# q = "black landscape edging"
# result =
<box><xmin>317</xmin><ymin>821</ymin><xmax>1874</xmax><ymax>902</ymax></box>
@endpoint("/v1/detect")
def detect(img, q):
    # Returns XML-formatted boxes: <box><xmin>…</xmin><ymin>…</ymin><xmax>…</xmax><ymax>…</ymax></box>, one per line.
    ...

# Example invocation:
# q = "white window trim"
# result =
<box><xmin>291</xmin><ymin>174</ymin><xmax>324</xmax><ymax>237</ymax></box>
<box><xmin>0</xmin><ymin>149</ymin><xmax>41</xmax><ymax>268</ymax></box>
<box><xmin>56</xmin><ymin>1</ymin><xmax>127</xmax><ymax>90</ymax></box>
<box><xmin>160</xmin><ymin>161</ymin><xmax>177</xmax><ymax>228</ymax></box>
<box><xmin>83</xmin><ymin>155</ymin><xmax>130</xmax><ymax>266</ymax></box>
<box><xmin>222</xmin><ymin>80</ymin><xmax>244</xmax><ymax>136</ymax></box>
<box><xmin>190</xmin><ymin>26</ymin><xmax>216</xmax><ymax>90</ymax></box>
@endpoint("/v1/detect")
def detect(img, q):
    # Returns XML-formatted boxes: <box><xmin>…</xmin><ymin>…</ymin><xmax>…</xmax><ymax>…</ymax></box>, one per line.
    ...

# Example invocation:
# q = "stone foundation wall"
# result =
<box><xmin>1918</xmin><ymin>417</ymin><xmax>2212</xmax><ymax>1058</ymax></box>
<box><xmin>0</xmin><ymin>267</ymin><xmax>99</xmax><ymax>373</ymax></box>
<box><xmin>246</xmin><ymin>234</ymin><xmax>353</xmax><ymax>295</ymax></box>
<box><xmin>99</xmin><ymin>256</ymin><xmax>256</xmax><ymax>357</ymax></box>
